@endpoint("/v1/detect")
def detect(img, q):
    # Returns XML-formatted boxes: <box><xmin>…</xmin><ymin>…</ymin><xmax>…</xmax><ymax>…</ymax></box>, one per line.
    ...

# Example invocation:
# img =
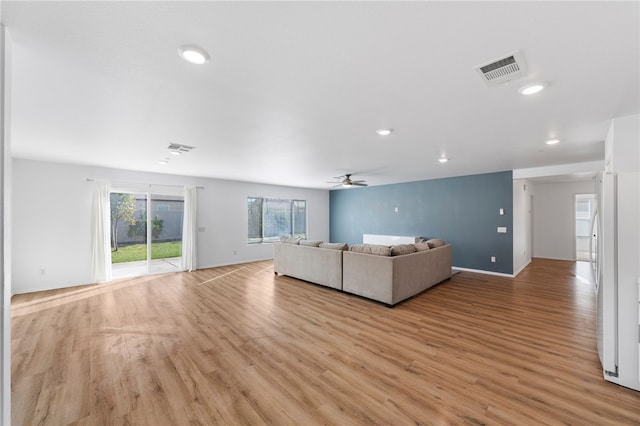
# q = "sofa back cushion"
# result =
<box><xmin>319</xmin><ymin>242</ymin><xmax>349</xmax><ymax>251</ymax></box>
<box><xmin>280</xmin><ymin>236</ymin><xmax>301</xmax><ymax>245</ymax></box>
<box><xmin>350</xmin><ymin>244</ymin><xmax>392</xmax><ymax>256</ymax></box>
<box><xmin>390</xmin><ymin>244</ymin><xmax>417</xmax><ymax>256</ymax></box>
<box><xmin>299</xmin><ymin>240</ymin><xmax>323</xmax><ymax>247</ymax></box>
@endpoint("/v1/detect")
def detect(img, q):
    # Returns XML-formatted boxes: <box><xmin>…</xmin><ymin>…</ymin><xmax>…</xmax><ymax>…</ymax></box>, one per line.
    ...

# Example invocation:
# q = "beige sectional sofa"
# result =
<box><xmin>273</xmin><ymin>237</ymin><xmax>452</xmax><ymax>306</ymax></box>
<box><xmin>273</xmin><ymin>239</ymin><xmax>347</xmax><ymax>290</ymax></box>
<box><xmin>343</xmin><ymin>243</ymin><xmax>452</xmax><ymax>306</ymax></box>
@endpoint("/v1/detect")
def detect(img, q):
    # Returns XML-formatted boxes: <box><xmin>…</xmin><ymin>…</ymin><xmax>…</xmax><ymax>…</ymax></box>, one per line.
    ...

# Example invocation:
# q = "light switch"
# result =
<box><xmin>497</xmin><ymin>226</ymin><xmax>507</xmax><ymax>233</ymax></box>
<box><xmin>499</xmin><ymin>208</ymin><xmax>504</xmax><ymax>215</ymax></box>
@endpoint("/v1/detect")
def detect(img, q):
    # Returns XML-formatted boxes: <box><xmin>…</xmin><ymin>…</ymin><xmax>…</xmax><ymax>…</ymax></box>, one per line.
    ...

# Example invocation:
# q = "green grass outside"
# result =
<box><xmin>111</xmin><ymin>241</ymin><xmax>182</xmax><ymax>264</ymax></box>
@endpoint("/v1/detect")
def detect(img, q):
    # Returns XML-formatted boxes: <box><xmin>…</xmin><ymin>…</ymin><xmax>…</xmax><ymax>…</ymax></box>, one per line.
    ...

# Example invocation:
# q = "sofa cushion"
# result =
<box><xmin>350</xmin><ymin>244</ymin><xmax>391</xmax><ymax>256</ymax></box>
<box><xmin>412</xmin><ymin>242</ymin><xmax>431</xmax><ymax>252</ymax></box>
<box><xmin>299</xmin><ymin>239</ymin><xmax>323</xmax><ymax>247</ymax></box>
<box><xmin>280</xmin><ymin>236</ymin><xmax>300</xmax><ymax>245</ymax></box>
<box><xmin>390</xmin><ymin>244</ymin><xmax>417</xmax><ymax>256</ymax></box>
<box><xmin>319</xmin><ymin>242</ymin><xmax>349</xmax><ymax>251</ymax></box>
<box><xmin>426</xmin><ymin>239</ymin><xmax>446</xmax><ymax>248</ymax></box>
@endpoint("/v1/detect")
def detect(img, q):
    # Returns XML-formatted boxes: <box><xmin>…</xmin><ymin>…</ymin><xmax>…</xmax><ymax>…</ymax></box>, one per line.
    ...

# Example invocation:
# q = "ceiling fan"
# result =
<box><xmin>328</xmin><ymin>174</ymin><xmax>368</xmax><ymax>188</ymax></box>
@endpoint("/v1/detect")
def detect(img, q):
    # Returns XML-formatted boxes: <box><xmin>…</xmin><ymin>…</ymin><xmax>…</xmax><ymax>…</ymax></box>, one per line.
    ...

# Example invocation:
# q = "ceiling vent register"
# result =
<box><xmin>168</xmin><ymin>143</ymin><xmax>195</xmax><ymax>153</ymax></box>
<box><xmin>473</xmin><ymin>50</ymin><xmax>528</xmax><ymax>87</ymax></box>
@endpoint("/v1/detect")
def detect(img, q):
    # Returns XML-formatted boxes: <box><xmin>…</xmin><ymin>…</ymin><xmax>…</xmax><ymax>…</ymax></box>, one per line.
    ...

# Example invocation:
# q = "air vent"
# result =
<box><xmin>167</xmin><ymin>143</ymin><xmax>195</xmax><ymax>153</ymax></box>
<box><xmin>473</xmin><ymin>50</ymin><xmax>528</xmax><ymax>87</ymax></box>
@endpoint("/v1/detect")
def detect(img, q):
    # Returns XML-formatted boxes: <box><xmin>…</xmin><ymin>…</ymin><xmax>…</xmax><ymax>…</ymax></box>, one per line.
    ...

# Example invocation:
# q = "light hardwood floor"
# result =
<box><xmin>11</xmin><ymin>259</ymin><xmax>640</xmax><ymax>425</ymax></box>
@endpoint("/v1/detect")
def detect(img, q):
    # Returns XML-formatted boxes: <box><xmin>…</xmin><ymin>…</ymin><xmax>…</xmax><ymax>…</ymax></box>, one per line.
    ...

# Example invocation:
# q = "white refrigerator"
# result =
<box><xmin>592</xmin><ymin>172</ymin><xmax>640</xmax><ymax>391</ymax></box>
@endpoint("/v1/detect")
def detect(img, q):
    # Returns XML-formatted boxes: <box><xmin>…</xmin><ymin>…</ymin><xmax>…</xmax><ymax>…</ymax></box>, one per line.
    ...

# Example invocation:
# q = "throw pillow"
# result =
<box><xmin>390</xmin><ymin>244</ymin><xmax>417</xmax><ymax>256</ymax></box>
<box><xmin>412</xmin><ymin>242</ymin><xmax>431</xmax><ymax>252</ymax></box>
<box><xmin>426</xmin><ymin>239</ymin><xmax>446</xmax><ymax>248</ymax></box>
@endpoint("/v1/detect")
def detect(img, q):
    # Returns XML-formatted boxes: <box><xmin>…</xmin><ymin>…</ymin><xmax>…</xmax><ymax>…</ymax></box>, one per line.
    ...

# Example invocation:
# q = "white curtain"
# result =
<box><xmin>91</xmin><ymin>182</ymin><xmax>112</xmax><ymax>282</ymax></box>
<box><xmin>182</xmin><ymin>186</ymin><xmax>198</xmax><ymax>271</ymax></box>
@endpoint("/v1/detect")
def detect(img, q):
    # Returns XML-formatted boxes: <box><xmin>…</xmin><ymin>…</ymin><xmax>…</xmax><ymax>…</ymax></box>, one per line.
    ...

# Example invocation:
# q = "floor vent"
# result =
<box><xmin>473</xmin><ymin>50</ymin><xmax>528</xmax><ymax>87</ymax></box>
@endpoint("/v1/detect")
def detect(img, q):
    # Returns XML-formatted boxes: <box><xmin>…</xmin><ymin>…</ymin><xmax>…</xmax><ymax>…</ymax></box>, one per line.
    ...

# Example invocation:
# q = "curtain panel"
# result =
<box><xmin>182</xmin><ymin>186</ymin><xmax>197</xmax><ymax>271</ymax></box>
<box><xmin>91</xmin><ymin>182</ymin><xmax>111</xmax><ymax>282</ymax></box>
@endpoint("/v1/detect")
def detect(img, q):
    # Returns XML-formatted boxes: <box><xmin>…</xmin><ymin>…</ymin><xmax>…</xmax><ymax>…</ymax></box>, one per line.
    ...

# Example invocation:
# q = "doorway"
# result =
<box><xmin>575</xmin><ymin>193</ymin><xmax>596</xmax><ymax>261</ymax></box>
<box><xmin>110</xmin><ymin>191</ymin><xmax>184</xmax><ymax>278</ymax></box>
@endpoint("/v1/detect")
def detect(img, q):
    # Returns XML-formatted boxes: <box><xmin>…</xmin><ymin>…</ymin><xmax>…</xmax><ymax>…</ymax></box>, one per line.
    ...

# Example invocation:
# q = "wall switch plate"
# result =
<box><xmin>491</xmin><ymin>256</ymin><xmax>496</xmax><ymax>263</ymax></box>
<box><xmin>499</xmin><ymin>208</ymin><xmax>504</xmax><ymax>215</ymax></box>
<box><xmin>198</xmin><ymin>227</ymin><xmax>205</xmax><ymax>232</ymax></box>
<box><xmin>497</xmin><ymin>226</ymin><xmax>507</xmax><ymax>233</ymax></box>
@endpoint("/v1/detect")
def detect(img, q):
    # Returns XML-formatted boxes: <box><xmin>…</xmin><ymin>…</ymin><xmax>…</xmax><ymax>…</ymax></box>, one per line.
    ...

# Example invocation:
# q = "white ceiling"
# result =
<box><xmin>3</xmin><ymin>1</ymin><xmax>639</xmax><ymax>189</ymax></box>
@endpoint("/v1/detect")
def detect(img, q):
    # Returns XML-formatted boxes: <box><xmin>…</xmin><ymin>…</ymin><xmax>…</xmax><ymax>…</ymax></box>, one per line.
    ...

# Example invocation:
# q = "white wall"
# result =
<box><xmin>12</xmin><ymin>159</ymin><xmax>330</xmax><ymax>294</ymax></box>
<box><xmin>0</xmin><ymin>21</ymin><xmax>11</xmax><ymax>426</ymax></box>
<box><xmin>531</xmin><ymin>180</ymin><xmax>595</xmax><ymax>260</ymax></box>
<box><xmin>512</xmin><ymin>179</ymin><xmax>533</xmax><ymax>275</ymax></box>
<box><xmin>605</xmin><ymin>113</ymin><xmax>639</xmax><ymax>390</ymax></box>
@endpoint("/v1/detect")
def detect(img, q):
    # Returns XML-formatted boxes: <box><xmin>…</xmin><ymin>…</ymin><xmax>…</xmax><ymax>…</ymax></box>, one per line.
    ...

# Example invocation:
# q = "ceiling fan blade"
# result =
<box><xmin>350</xmin><ymin>180</ymin><xmax>366</xmax><ymax>183</ymax></box>
<box><xmin>352</xmin><ymin>182</ymin><xmax>368</xmax><ymax>187</ymax></box>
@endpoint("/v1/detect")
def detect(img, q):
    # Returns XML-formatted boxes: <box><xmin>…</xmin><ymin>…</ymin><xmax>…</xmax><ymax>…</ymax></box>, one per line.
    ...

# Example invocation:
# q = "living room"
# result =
<box><xmin>1</xmin><ymin>1</ymin><xmax>639</xmax><ymax>424</ymax></box>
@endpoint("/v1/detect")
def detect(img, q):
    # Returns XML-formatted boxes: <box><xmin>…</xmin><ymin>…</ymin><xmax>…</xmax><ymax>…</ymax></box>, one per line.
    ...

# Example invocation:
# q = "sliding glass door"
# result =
<box><xmin>110</xmin><ymin>190</ymin><xmax>184</xmax><ymax>279</ymax></box>
<box><xmin>149</xmin><ymin>195</ymin><xmax>184</xmax><ymax>274</ymax></box>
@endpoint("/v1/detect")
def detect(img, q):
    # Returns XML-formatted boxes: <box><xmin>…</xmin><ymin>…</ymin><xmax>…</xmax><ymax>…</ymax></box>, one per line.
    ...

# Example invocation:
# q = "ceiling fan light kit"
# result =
<box><xmin>328</xmin><ymin>174</ymin><xmax>368</xmax><ymax>188</ymax></box>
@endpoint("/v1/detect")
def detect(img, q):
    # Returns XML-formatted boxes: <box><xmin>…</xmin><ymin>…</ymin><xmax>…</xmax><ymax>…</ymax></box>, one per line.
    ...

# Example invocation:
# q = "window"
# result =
<box><xmin>247</xmin><ymin>197</ymin><xmax>307</xmax><ymax>243</ymax></box>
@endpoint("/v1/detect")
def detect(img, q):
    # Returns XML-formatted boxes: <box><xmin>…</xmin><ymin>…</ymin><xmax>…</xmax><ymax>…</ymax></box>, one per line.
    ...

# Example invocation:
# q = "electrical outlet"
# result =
<box><xmin>491</xmin><ymin>256</ymin><xmax>496</xmax><ymax>263</ymax></box>
<box><xmin>40</xmin><ymin>268</ymin><xmax>46</xmax><ymax>276</ymax></box>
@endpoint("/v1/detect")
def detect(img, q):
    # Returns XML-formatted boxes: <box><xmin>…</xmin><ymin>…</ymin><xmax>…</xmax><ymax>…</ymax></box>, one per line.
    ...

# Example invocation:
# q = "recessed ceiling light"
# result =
<box><xmin>178</xmin><ymin>44</ymin><xmax>211</xmax><ymax>65</ymax></box>
<box><xmin>546</xmin><ymin>138</ymin><xmax>560</xmax><ymax>145</ymax></box>
<box><xmin>376</xmin><ymin>128</ymin><xmax>393</xmax><ymax>136</ymax></box>
<box><xmin>170</xmin><ymin>150</ymin><xmax>181</xmax><ymax>156</ymax></box>
<box><xmin>438</xmin><ymin>157</ymin><xmax>449</xmax><ymax>163</ymax></box>
<box><xmin>518</xmin><ymin>82</ymin><xmax>548</xmax><ymax>95</ymax></box>
<box><xmin>158</xmin><ymin>160</ymin><xmax>169</xmax><ymax>165</ymax></box>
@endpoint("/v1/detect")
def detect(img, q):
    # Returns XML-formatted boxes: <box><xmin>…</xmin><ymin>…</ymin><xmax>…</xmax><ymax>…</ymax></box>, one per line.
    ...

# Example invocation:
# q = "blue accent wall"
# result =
<box><xmin>330</xmin><ymin>171</ymin><xmax>513</xmax><ymax>274</ymax></box>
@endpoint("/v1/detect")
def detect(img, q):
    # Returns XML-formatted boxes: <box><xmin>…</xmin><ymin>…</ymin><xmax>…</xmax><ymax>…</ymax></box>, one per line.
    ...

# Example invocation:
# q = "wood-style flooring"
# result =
<box><xmin>11</xmin><ymin>258</ymin><xmax>640</xmax><ymax>425</ymax></box>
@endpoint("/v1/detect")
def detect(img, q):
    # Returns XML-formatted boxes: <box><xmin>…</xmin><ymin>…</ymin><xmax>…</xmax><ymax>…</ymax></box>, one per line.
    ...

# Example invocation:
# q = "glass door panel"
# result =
<box><xmin>149</xmin><ymin>194</ymin><xmax>184</xmax><ymax>274</ymax></box>
<box><xmin>110</xmin><ymin>192</ymin><xmax>148</xmax><ymax>278</ymax></box>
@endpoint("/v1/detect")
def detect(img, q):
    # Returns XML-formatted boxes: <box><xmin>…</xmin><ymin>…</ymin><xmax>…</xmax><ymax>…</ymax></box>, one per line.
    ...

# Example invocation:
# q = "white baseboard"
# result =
<box><xmin>452</xmin><ymin>266</ymin><xmax>515</xmax><ymax>278</ymax></box>
<box><xmin>513</xmin><ymin>259</ymin><xmax>532</xmax><ymax>277</ymax></box>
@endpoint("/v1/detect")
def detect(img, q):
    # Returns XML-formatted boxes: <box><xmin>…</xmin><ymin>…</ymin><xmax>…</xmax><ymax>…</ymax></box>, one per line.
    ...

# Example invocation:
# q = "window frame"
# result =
<box><xmin>247</xmin><ymin>196</ymin><xmax>307</xmax><ymax>244</ymax></box>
